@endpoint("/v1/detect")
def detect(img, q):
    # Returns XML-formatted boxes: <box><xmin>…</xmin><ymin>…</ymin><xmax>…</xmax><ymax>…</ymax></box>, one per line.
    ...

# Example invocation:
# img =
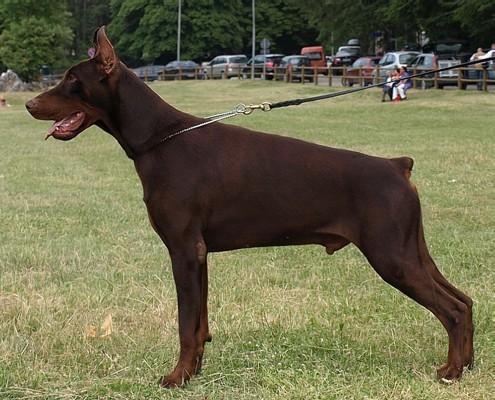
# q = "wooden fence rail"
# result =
<box><xmin>39</xmin><ymin>66</ymin><xmax>495</xmax><ymax>91</ymax></box>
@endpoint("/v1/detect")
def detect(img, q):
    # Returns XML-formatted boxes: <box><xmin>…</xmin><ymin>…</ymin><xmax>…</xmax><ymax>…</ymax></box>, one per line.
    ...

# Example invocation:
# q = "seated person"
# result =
<box><xmin>382</xmin><ymin>70</ymin><xmax>398</xmax><ymax>102</ymax></box>
<box><xmin>393</xmin><ymin>67</ymin><xmax>411</xmax><ymax>101</ymax></box>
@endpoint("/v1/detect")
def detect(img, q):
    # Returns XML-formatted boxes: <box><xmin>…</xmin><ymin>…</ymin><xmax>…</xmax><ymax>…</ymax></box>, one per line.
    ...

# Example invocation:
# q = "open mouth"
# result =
<box><xmin>45</xmin><ymin>112</ymin><xmax>86</xmax><ymax>140</ymax></box>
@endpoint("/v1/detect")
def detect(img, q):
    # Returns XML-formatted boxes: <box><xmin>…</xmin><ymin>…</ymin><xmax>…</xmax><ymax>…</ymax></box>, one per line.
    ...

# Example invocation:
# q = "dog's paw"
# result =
<box><xmin>437</xmin><ymin>363</ymin><xmax>463</xmax><ymax>384</ymax></box>
<box><xmin>158</xmin><ymin>373</ymin><xmax>186</xmax><ymax>389</ymax></box>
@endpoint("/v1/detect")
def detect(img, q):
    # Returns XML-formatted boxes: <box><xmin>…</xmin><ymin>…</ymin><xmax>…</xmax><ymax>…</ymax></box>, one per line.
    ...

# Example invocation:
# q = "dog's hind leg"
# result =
<box><xmin>418</xmin><ymin>236</ymin><xmax>474</xmax><ymax>370</ymax></box>
<box><xmin>357</xmin><ymin>209</ymin><xmax>469</xmax><ymax>382</ymax></box>
<box><xmin>362</xmin><ymin>246</ymin><xmax>468</xmax><ymax>381</ymax></box>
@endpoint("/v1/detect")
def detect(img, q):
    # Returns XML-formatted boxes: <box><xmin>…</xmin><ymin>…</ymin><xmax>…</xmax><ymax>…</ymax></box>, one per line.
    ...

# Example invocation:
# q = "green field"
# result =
<box><xmin>1</xmin><ymin>81</ymin><xmax>494</xmax><ymax>399</ymax></box>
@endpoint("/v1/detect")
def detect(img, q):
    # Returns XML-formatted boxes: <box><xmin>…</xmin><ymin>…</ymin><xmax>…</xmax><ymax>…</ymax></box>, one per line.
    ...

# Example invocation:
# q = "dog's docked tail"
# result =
<box><xmin>390</xmin><ymin>156</ymin><xmax>414</xmax><ymax>180</ymax></box>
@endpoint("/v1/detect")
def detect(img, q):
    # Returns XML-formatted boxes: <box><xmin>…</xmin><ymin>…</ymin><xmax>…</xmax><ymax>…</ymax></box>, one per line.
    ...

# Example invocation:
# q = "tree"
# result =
<box><xmin>109</xmin><ymin>0</ymin><xmax>249</xmax><ymax>64</ymax></box>
<box><xmin>451</xmin><ymin>0</ymin><xmax>495</xmax><ymax>46</ymax></box>
<box><xmin>300</xmin><ymin>0</ymin><xmax>475</xmax><ymax>54</ymax></box>
<box><xmin>0</xmin><ymin>0</ymin><xmax>73</xmax><ymax>81</ymax></box>
<box><xmin>69</xmin><ymin>0</ymin><xmax>112</xmax><ymax>58</ymax></box>
<box><xmin>298</xmin><ymin>0</ymin><xmax>388</xmax><ymax>54</ymax></box>
<box><xmin>108</xmin><ymin>0</ymin><xmax>317</xmax><ymax>65</ymax></box>
<box><xmin>252</xmin><ymin>0</ymin><xmax>318</xmax><ymax>55</ymax></box>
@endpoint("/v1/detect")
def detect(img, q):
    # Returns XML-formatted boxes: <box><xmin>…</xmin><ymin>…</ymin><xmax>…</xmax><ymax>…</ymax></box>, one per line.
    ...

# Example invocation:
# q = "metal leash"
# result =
<box><xmin>163</xmin><ymin>56</ymin><xmax>495</xmax><ymax>142</ymax></box>
<box><xmin>160</xmin><ymin>102</ymin><xmax>272</xmax><ymax>143</ymax></box>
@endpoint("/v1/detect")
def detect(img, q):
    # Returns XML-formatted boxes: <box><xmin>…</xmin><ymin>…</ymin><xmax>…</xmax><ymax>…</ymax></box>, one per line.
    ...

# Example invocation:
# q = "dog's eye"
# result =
<box><xmin>67</xmin><ymin>74</ymin><xmax>78</xmax><ymax>83</ymax></box>
<box><xmin>67</xmin><ymin>74</ymin><xmax>81</xmax><ymax>92</ymax></box>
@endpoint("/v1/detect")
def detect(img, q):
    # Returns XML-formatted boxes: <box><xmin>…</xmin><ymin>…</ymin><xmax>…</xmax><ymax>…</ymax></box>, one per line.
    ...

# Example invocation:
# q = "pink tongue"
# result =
<box><xmin>46</xmin><ymin>112</ymin><xmax>83</xmax><ymax>139</ymax></box>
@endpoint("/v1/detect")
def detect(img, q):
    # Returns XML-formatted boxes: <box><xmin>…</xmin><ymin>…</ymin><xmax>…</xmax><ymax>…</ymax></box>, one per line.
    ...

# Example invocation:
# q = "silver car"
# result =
<box><xmin>204</xmin><ymin>55</ymin><xmax>248</xmax><ymax>79</ymax></box>
<box><xmin>373</xmin><ymin>51</ymin><xmax>420</xmax><ymax>80</ymax></box>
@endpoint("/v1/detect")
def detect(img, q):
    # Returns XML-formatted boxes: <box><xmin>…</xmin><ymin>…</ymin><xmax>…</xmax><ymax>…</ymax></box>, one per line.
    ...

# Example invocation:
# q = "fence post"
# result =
<box><xmin>314</xmin><ymin>67</ymin><xmax>318</xmax><ymax>85</ymax></box>
<box><xmin>328</xmin><ymin>67</ymin><xmax>332</xmax><ymax>86</ymax></box>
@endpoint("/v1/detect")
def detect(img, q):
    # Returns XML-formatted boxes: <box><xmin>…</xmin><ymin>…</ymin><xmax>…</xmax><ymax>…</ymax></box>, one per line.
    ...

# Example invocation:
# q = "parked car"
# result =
<box><xmin>160</xmin><ymin>61</ymin><xmax>199</xmax><ymax>80</ymax></box>
<box><xmin>408</xmin><ymin>53</ymin><xmax>437</xmax><ymax>88</ymax></box>
<box><xmin>132</xmin><ymin>65</ymin><xmax>166</xmax><ymax>81</ymax></box>
<box><xmin>204</xmin><ymin>55</ymin><xmax>248</xmax><ymax>79</ymax></box>
<box><xmin>408</xmin><ymin>53</ymin><xmax>469</xmax><ymax>89</ymax></box>
<box><xmin>242</xmin><ymin>54</ymin><xmax>284</xmax><ymax>80</ymax></box>
<box><xmin>301</xmin><ymin>46</ymin><xmax>327</xmax><ymax>73</ymax></box>
<box><xmin>330</xmin><ymin>46</ymin><xmax>361</xmax><ymax>74</ymax></box>
<box><xmin>423</xmin><ymin>39</ymin><xmax>471</xmax><ymax>63</ymax></box>
<box><xmin>373</xmin><ymin>51</ymin><xmax>420</xmax><ymax>80</ymax></box>
<box><xmin>278</xmin><ymin>55</ymin><xmax>313</xmax><ymax>82</ymax></box>
<box><xmin>341</xmin><ymin>56</ymin><xmax>381</xmax><ymax>86</ymax></box>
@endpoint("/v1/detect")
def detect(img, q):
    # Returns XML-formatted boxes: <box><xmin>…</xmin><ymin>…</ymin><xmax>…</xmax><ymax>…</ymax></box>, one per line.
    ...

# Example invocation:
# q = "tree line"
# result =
<box><xmin>1</xmin><ymin>0</ymin><xmax>494</xmax><ymax>80</ymax></box>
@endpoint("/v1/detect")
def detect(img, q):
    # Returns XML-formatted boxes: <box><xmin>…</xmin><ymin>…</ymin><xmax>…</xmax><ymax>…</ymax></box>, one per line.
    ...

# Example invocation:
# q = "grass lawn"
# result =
<box><xmin>0</xmin><ymin>80</ymin><xmax>494</xmax><ymax>399</ymax></box>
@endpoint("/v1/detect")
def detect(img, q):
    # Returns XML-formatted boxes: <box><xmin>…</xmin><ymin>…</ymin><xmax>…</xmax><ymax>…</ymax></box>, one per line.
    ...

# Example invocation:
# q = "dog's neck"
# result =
<box><xmin>101</xmin><ymin>63</ymin><xmax>193</xmax><ymax>159</ymax></box>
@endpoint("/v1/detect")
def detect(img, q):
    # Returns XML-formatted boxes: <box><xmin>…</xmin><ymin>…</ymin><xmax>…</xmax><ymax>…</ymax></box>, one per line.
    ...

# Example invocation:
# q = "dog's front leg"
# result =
<box><xmin>159</xmin><ymin>242</ymin><xmax>205</xmax><ymax>388</ymax></box>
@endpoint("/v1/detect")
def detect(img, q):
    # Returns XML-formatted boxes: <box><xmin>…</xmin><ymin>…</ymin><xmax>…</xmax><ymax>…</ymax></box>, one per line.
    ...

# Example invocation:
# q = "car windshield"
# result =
<box><xmin>378</xmin><ymin>55</ymin><xmax>394</xmax><ymax>66</ymax></box>
<box><xmin>229</xmin><ymin>56</ymin><xmax>248</xmax><ymax>63</ymax></box>
<box><xmin>399</xmin><ymin>54</ymin><xmax>417</xmax><ymax>64</ymax></box>
<box><xmin>352</xmin><ymin>58</ymin><xmax>368</xmax><ymax>68</ymax></box>
<box><xmin>436</xmin><ymin>43</ymin><xmax>463</xmax><ymax>55</ymax></box>
<box><xmin>267</xmin><ymin>56</ymin><xmax>284</xmax><ymax>63</ymax></box>
<box><xmin>423</xmin><ymin>57</ymin><xmax>434</xmax><ymax>67</ymax></box>
<box><xmin>338</xmin><ymin>47</ymin><xmax>360</xmax><ymax>56</ymax></box>
<box><xmin>166</xmin><ymin>61</ymin><xmax>195</xmax><ymax>68</ymax></box>
<box><xmin>283</xmin><ymin>57</ymin><xmax>306</xmax><ymax>65</ymax></box>
<box><xmin>304</xmin><ymin>52</ymin><xmax>322</xmax><ymax>60</ymax></box>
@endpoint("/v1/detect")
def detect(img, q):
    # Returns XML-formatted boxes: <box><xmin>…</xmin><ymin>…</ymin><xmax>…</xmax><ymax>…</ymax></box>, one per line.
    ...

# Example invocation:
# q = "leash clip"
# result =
<box><xmin>239</xmin><ymin>102</ymin><xmax>272</xmax><ymax>115</ymax></box>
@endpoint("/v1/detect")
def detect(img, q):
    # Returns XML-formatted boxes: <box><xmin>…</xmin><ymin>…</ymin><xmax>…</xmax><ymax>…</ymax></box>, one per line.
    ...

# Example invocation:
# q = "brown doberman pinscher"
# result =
<box><xmin>26</xmin><ymin>27</ymin><xmax>473</xmax><ymax>387</ymax></box>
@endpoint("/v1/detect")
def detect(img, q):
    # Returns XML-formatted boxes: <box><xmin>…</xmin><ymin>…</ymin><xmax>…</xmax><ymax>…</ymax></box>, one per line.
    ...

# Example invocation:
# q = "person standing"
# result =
<box><xmin>470</xmin><ymin>47</ymin><xmax>486</xmax><ymax>90</ymax></box>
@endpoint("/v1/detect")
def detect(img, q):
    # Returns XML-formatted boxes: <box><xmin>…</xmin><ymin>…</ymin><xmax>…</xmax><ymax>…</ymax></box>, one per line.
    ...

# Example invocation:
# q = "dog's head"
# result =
<box><xmin>26</xmin><ymin>27</ymin><xmax>120</xmax><ymax>141</ymax></box>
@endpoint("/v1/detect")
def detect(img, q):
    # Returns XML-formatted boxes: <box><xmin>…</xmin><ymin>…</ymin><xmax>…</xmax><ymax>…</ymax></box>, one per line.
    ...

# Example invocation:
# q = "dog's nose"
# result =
<box><xmin>25</xmin><ymin>99</ymin><xmax>38</xmax><ymax>112</ymax></box>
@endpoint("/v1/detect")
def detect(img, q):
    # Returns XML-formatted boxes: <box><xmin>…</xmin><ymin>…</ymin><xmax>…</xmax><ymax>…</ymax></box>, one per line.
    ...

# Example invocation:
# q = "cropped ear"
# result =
<box><xmin>93</xmin><ymin>26</ymin><xmax>119</xmax><ymax>76</ymax></box>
